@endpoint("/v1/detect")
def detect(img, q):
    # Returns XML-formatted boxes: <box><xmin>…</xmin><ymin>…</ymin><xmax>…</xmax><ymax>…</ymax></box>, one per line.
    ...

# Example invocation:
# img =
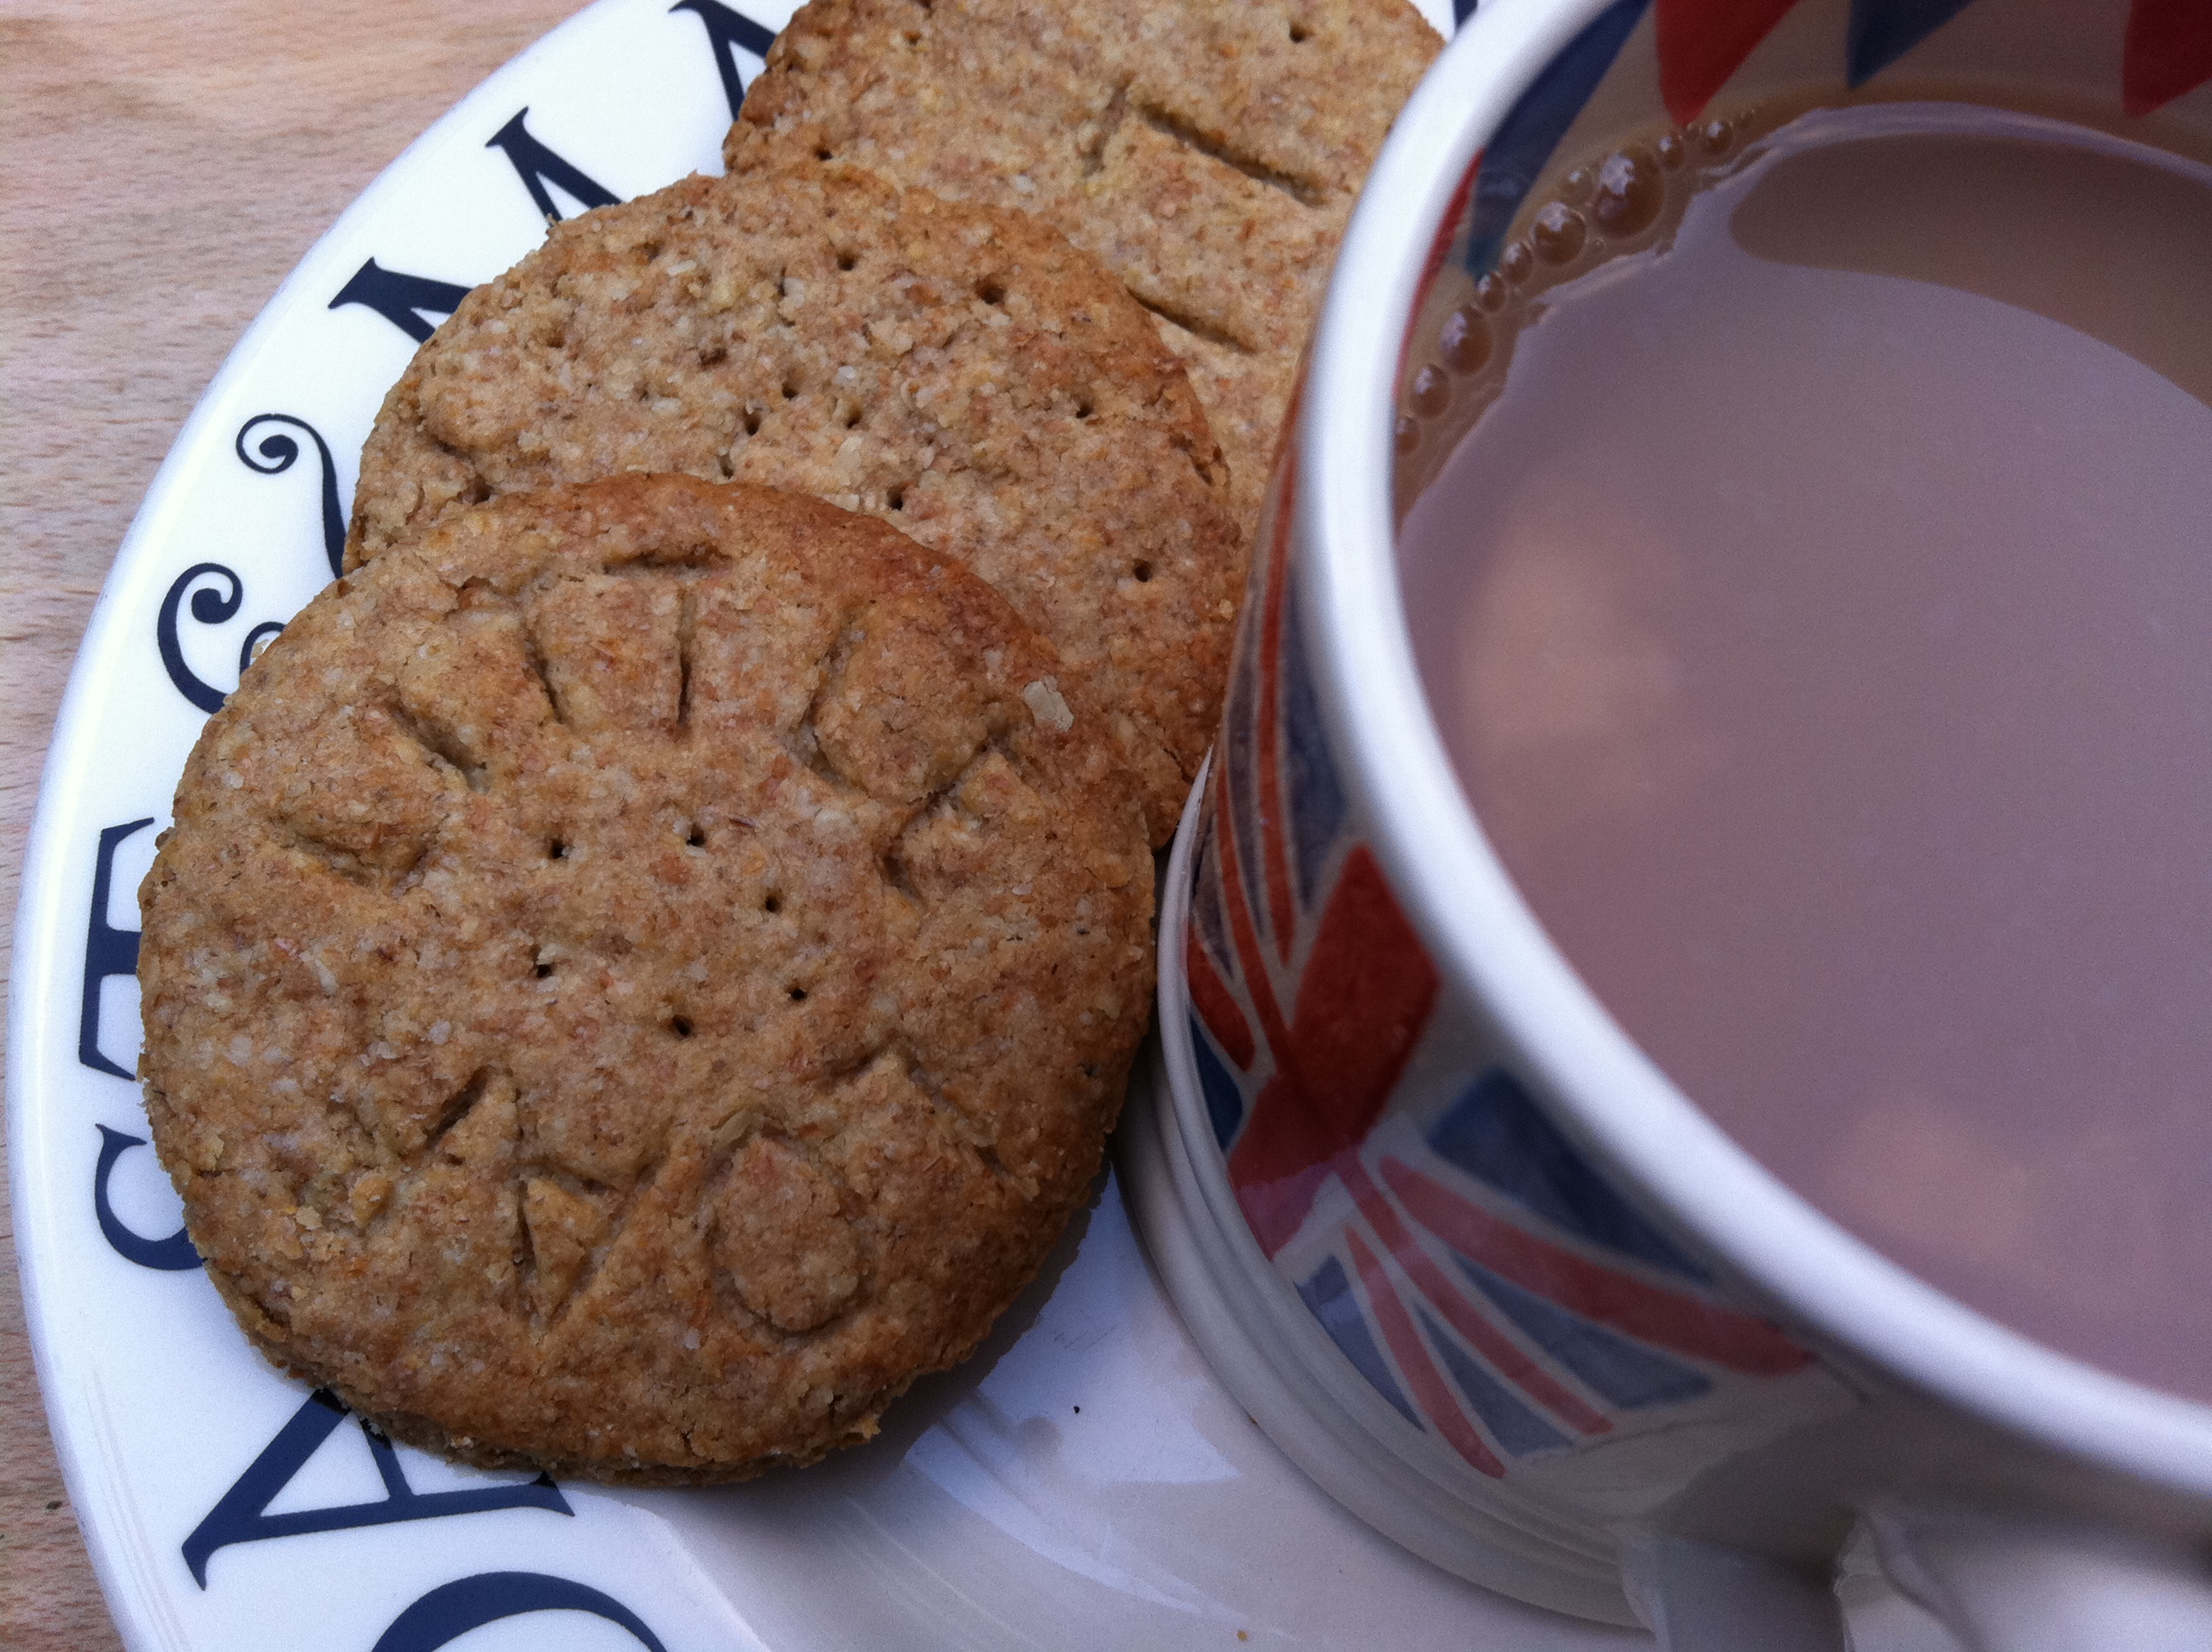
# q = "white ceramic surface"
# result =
<box><xmin>0</xmin><ymin>0</ymin><xmax>2046</xmax><ymax>1643</ymax></box>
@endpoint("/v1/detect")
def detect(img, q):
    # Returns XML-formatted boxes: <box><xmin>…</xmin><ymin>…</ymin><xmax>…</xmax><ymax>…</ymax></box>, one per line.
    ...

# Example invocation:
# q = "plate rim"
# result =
<box><xmin>1</xmin><ymin>5</ymin><xmax>1577</xmax><ymax>1649</ymax></box>
<box><xmin>5</xmin><ymin>8</ymin><xmax>702</xmax><ymax>1646</ymax></box>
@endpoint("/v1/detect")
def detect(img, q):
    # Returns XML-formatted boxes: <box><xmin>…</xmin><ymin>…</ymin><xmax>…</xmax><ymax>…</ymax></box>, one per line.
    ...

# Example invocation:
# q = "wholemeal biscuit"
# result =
<box><xmin>727</xmin><ymin>0</ymin><xmax>1443</xmax><ymax>534</ymax></box>
<box><xmin>347</xmin><ymin>159</ymin><xmax>1238</xmax><ymax>844</ymax></box>
<box><xmin>141</xmin><ymin>474</ymin><xmax>1155</xmax><ymax>1482</ymax></box>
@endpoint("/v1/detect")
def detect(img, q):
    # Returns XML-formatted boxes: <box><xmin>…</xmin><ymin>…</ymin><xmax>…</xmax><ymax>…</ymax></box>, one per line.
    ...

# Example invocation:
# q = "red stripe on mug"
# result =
<box><xmin>1382</xmin><ymin>1158</ymin><xmax>1813</xmax><ymax>1376</ymax></box>
<box><xmin>1347</xmin><ymin>1225</ymin><xmax>1510</xmax><ymax>1477</ymax></box>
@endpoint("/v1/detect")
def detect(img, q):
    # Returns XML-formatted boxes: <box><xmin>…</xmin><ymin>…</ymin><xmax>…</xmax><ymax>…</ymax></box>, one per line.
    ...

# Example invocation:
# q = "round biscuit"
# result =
<box><xmin>728</xmin><ymin>0</ymin><xmax>1444</xmax><ymax>536</ymax></box>
<box><xmin>141</xmin><ymin>474</ymin><xmax>1155</xmax><ymax>1482</ymax></box>
<box><xmin>347</xmin><ymin>160</ymin><xmax>1241</xmax><ymax>845</ymax></box>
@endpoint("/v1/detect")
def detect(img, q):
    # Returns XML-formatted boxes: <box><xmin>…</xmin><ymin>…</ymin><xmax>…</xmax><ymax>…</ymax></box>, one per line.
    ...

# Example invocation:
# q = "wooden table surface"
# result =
<box><xmin>0</xmin><ymin>5</ymin><xmax>587</xmax><ymax>1643</ymax></box>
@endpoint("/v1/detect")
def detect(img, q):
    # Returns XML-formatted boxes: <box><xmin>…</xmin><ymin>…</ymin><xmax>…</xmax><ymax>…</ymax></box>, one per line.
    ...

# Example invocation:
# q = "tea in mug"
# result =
<box><xmin>1397</xmin><ymin>99</ymin><xmax>2212</xmax><ymax>1400</ymax></box>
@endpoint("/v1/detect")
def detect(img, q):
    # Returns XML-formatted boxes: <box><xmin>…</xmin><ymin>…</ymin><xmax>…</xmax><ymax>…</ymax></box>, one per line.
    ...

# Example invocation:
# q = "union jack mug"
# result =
<box><xmin>1121</xmin><ymin>0</ymin><xmax>2212</xmax><ymax>1645</ymax></box>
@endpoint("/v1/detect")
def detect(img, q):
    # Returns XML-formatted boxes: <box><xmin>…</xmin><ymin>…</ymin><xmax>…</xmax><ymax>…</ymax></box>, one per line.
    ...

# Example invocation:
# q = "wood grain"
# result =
<box><xmin>0</xmin><ymin>4</ymin><xmax>585</xmax><ymax>1643</ymax></box>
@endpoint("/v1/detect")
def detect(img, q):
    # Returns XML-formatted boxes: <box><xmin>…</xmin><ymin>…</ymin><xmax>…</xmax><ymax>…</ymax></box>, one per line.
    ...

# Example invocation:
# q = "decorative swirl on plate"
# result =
<box><xmin>157</xmin><ymin>585</ymin><xmax>290</xmax><ymax>713</ymax></box>
<box><xmin>156</xmin><ymin>562</ymin><xmax>244</xmax><ymax>713</ymax></box>
<box><xmin>235</xmin><ymin>412</ymin><xmax>346</xmax><ymax>578</ymax></box>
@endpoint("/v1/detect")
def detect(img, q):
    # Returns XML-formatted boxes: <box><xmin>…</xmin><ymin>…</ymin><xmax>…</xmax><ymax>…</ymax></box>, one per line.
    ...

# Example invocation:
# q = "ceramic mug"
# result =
<box><xmin>1121</xmin><ymin>0</ymin><xmax>2212</xmax><ymax>1645</ymax></box>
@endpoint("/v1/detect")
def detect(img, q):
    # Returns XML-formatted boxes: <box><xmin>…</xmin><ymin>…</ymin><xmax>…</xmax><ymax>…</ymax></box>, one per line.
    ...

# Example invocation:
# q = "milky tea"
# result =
<box><xmin>1395</xmin><ymin>98</ymin><xmax>2212</xmax><ymax>1401</ymax></box>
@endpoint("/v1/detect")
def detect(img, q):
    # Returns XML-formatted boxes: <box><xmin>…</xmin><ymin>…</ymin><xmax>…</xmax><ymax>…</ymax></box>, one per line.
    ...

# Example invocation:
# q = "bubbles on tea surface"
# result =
<box><xmin>1592</xmin><ymin>147</ymin><xmax>1665</xmax><ymax>237</ymax></box>
<box><xmin>1440</xmin><ymin>305</ymin><xmax>1493</xmax><ymax>375</ymax></box>
<box><xmin>1394</xmin><ymin>101</ymin><xmax>1779</xmax><ymax>509</ymax></box>
<box><xmin>1533</xmin><ymin>202</ymin><xmax>1589</xmax><ymax>264</ymax></box>
<box><xmin>1399</xmin><ymin>98</ymin><xmax>2212</xmax><ymax>1402</ymax></box>
<box><xmin>1409</xmin><ymin>364</ymin><xmax>1452</xmax><ymax>417</ymax></box>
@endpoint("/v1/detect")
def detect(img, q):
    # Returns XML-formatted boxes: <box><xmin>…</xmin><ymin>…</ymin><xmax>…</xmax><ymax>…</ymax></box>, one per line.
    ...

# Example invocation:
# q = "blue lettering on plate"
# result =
<box><xmin>672</xmin><ymin>0</ymin><xmax>779</xmax><ymax>120</ymax></box>
<box><xmin>374</xmin><ymin>1573</ymin><xmax>667</xmax><ymax>1652</ymax></box>
<box><xmin>79</xmin><ymin>818</ymin><xmax>151</xmax><ymax>1079</ymax></box>
<box><xmin>329</xmin><ymin>259</ymin><xmax>475</xmax><ymax>344</ymax></box>
<box><xmin>486</xmin><ymin>109</ymin><xmax>620</xmax><ymax>221</ymax></box>
<box><xmin>184</xmin><ymin>1391</ymin><xmax>571</xmax><ymax>1587</ymax></box>
<box><xmin>92</xmin><ymin>1127</ymin><xmax>198</xmax><ymax>1271</ymax></box>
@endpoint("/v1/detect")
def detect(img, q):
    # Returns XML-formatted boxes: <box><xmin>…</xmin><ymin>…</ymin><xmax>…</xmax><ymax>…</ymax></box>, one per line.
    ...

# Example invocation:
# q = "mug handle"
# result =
<box><xmin>1863</xmin><ymin>1500</ymin><xmax>2212</xmax><ymax>1652</ymax></box>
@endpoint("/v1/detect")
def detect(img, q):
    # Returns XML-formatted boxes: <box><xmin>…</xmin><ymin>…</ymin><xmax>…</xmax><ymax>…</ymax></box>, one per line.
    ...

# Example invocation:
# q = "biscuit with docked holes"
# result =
<box><xmin>727</xmin><ymin>0</ymin><xmax>1443</xmax><ymax>533</ymax></box>
<box><xmin>142</xmin><ymin>473</ymin><xmax>1155</xmax><ymax>1482</ymax></box>
<box><xmin>346</xmin><ymin>160</ymin><xmax>1239</xmax><ymax>844</ymax></box>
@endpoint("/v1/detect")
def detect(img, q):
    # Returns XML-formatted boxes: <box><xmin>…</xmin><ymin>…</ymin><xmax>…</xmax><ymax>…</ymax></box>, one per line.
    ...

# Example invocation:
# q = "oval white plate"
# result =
<box><xmin>4</xmin><ymin>1</ymin><xmax>2003</xmax><ymax>1644</ymax></box>
<box><xmin>0</xmin><ymin>0</ymin><xmax>1662</xmax><ymax>1647</ymax></box>
<box><xmin>7</xmin><ymin>0</ymin><xmax>1990</xmax><ymax>1643</ymax></box>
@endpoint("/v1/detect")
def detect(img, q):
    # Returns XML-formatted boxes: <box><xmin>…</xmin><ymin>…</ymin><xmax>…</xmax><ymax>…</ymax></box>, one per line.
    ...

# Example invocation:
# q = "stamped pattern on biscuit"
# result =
<box><xmin>15</xmin><ymin>3</ymin><xmax>1469</xmax><ymax>1648</ymax></box>
<box><xmin>346</xmin><ymin>159</ymin><xmax>1241</xmax><ymax>845</ymax></box>
<box><xmin>728</xmin><ymin>0</ymin><xmax>1445</xmax><ymax>533</ymax></box>
<box><xmin>139</xmin><ymin>476</ymin><xmax>1155</xmax><ymax>1485</ymax></box>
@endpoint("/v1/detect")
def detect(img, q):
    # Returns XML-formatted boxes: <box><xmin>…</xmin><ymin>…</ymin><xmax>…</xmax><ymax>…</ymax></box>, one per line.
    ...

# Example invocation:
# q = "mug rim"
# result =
<box><xmin>1301</xmin><ymin>0</ymin><xmax>2212</xmax><ymax>1499</ymax></box>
